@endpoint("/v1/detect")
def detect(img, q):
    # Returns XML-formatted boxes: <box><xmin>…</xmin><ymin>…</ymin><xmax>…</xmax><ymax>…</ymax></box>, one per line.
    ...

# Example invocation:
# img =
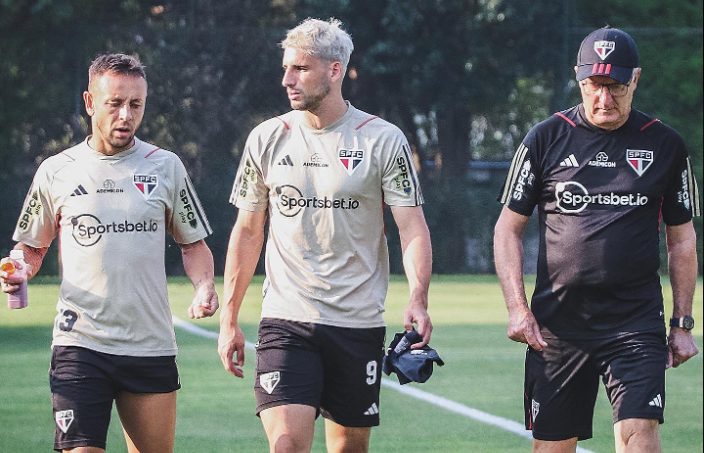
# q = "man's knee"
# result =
<box><xmin>261</xmin><ymin>405</ymin><xmax>316</xmax><ymax>453</ymax></box>
<box><xmin>614</xmin><ymin>418</ymin><xmax>660</xmax><ymax>452</ymax></box>
<box><xmin>615</xmin><ymin>418</ymin><xmax>659</xmax><ymax>437</ymax></box>
<box><xmin>269</xmin><ymin>433</ymin><xmax>311</xmax><ymax>453</ymax></box>
<box><xmin>326</xmin><ymin>437</ymin><xmax>369</xmax><ymax>453</ymax></box>
<box><xmin>324</xmin><ymin>423</ymin><xmax>371</xmax><ymax>453</ymax></box>
<box><xmin>532</xmin><ymin>437</ymin><xmax>578</xmax><ymax>453</ymax></box>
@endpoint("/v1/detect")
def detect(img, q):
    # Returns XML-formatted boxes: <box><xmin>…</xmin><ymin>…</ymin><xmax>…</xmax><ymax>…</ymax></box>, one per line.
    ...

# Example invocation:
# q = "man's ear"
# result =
<box><xmin>631</xmin><ymin>67</ymin><xmax>642</xmax><ymax>86</ymax></box>
<box><xmin>83</xmin><ymin>90</ymin><xmax>94</xmax><ymax>116</ymax></box>
<box><xmin>330</xmin><ymin>61</ymin><xmax>343</xmax><ymax>82</ymax></box>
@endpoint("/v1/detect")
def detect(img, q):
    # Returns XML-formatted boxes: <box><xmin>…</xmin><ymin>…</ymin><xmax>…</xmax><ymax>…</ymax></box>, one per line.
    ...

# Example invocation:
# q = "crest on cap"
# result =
<box><xmin>576</xmin><ymin>27</ymin><xmax>639</xmax><ymax>85</ymax></box>
<box><xmin>593</xmin><ymin>40</ymin><xmax>615</xmax><ymax>60</ymax></box>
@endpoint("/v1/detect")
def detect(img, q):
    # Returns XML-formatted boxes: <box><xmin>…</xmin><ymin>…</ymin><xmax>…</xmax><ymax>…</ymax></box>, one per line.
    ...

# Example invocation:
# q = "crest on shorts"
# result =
<box><xmin>626</xmin><ymin>150</ymin><xmax>654</xmax><ymax>177</ymax></box>
<box><xmin>531</xmin><ymin>399</ymin><xmax>540</xmax><ymax>422</ymax></box>
<box><xmin>260</xmin><ymin>371</ymin><xmax>280</xmax><ymax>394</ymax></box>
<box><xmin>55</xmin><ymin>409</ymin><xmax>74</xmax><ymax>434</ymax></box>
<box><xmin>594</xmin><ymin>40</ymin><xmax>615</xmax><ymax>60</ymax></box>
<box><xmin>133</xmin><ymin>174</ymin><xmax>158</xmax><ymax>199</ymax></box>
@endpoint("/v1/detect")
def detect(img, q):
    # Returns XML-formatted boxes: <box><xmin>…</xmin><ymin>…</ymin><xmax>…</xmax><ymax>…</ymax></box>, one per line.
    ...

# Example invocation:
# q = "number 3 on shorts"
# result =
<box><xmin>366</xmin><ymin>360</ymin><xmax>377</xmax><ymax>385</ymax></box>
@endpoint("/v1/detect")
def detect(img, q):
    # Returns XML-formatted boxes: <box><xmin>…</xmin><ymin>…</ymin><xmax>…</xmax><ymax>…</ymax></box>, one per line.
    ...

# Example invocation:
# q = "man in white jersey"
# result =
<box><xmin>218</xmin><ymin>18</ymin><xmax>433</xmax><ymax>452</ymax></box>
<box><xmin>0</xmin><ymin>54</ymin><xmax>218</xmax><ymax>452</ymax></box>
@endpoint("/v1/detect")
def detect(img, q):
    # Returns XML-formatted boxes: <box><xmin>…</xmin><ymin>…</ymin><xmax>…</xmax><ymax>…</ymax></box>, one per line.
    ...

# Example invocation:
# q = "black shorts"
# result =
<box><xmin>254</xmin><ymin>318</ymin><xmax>385</xmax><ymax>427</ymax></box>
<box><xmin>50</xmin><ymin>345</ymin><xmax>180</xmax><ymax>451</ymax></box>
<box><xmin>524</xmin><ymin>331</ymin><xmax>667</xmax><ymax>441</ymax></box>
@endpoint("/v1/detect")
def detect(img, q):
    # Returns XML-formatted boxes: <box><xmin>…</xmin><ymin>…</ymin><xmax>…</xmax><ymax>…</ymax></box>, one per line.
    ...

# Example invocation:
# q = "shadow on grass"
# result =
<box><xmin>0</xmin><ymin>325</ymin><xmax>53</xmax><ymax>353</ymax></box>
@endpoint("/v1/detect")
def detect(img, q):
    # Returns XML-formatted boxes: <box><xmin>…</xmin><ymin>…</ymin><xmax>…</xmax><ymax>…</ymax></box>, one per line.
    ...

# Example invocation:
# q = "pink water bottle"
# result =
<box><xmin>1</xmin><ymin>250</ymin><xmax>29</xmax><ymax>309</ymax></box>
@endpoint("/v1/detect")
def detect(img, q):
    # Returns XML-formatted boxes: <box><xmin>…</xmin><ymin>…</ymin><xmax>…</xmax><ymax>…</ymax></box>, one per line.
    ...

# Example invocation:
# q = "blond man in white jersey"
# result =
<box><xmin>0</xmin><ymin>54</ymin><xmax>218</xmax><ymax>453</ymax></box>
<box><xmin>218</xmin><ymin>18</ymin><xmax>433</xmax><ymax>453</ymax></box>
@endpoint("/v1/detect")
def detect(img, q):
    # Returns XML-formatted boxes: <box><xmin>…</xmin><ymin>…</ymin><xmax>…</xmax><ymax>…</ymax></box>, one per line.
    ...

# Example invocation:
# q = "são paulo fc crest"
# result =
<box><xmin>593</xmin><ymin>40</ymin><xmax>615</xmax><ymax>60</ymax></box>
<box><xmin>133</xmin><ymin>174</ymin><xmax>158</xmax><ymax>199</ymax></box>
<box><xmin>260</xmin><ymin>371</ymin><xmax>280</xmax><ymax>394</ymax></box>
<box><xmin>339</xmin><ymin>149</ymin><xmax>364</xmax><ymax>175</ymax></box>
<box><xmin>626</xmin><ymin>150</ymin><xmax>653</xmax><ymax>177</ymax></box>
<box><xmin>531</xmin><ymin>399</ymin><xmax>540</xmax><ymax>422</ymax></box>
<box><xmin>55</xmin><ymin>409</ymin><xmax>74</xmax><ymax>433</ymax></box>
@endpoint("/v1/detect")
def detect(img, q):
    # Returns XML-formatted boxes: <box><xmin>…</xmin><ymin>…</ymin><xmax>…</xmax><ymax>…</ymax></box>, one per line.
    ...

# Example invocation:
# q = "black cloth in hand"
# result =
<box><xmin>382</xmin><ymin>329</ymin><xmax>444</xmax><ymax>384</ymax></box>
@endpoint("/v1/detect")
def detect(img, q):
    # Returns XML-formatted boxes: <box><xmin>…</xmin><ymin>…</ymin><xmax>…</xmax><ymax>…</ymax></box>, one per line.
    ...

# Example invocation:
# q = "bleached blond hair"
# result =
<box><xmin>280</xmin><ymin>18</ymin><xmax>354</xmax><ymax>72</ymax></box>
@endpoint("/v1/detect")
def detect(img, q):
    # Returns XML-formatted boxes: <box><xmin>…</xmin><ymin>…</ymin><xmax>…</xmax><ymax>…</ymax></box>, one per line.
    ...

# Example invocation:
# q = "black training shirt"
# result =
<box><xmin>499</xmin><ymin>104</ymin><xmax>700</xmax><ymax>339</ymax></box>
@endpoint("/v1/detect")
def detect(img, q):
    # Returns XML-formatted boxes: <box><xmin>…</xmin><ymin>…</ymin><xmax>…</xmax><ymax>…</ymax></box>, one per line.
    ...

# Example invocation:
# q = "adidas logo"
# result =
<box><xmin>648</xmin><ymin>394</ymin><xmax>663</xmax><ymax>408</ymax></box>
<box><xmin>363</xmin><ymin>403</ymin><xmax>379</xmax><ymax>416</ymax></box>
<box><xmin>560</xmin><ymin>154</ymin><xmax>579</xmax><ymax>167</ymax></box>
<box><xmin>70</xmin><ymin>185</ymin><xmax>88</xmax><ymax>196</ymax></box>
<box><xmin>277</xmin><ymin>155</ymin><xmax>294</xmax><ymax>166</ymax></box>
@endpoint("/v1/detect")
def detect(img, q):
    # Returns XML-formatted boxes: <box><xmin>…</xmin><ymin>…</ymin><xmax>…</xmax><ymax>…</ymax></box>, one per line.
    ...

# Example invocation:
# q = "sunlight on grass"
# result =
<box><xmin>0</xmin><ymin>276</ymin><xmax>701</xmax><ymax>452</ymax></box>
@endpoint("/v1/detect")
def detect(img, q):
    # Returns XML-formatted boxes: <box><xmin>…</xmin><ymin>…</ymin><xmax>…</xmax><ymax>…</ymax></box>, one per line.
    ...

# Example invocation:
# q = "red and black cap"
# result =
<box><xmin>576</xmin><ymin>26</ymin><xmax>639</xmax><ymax>85</ymax></box>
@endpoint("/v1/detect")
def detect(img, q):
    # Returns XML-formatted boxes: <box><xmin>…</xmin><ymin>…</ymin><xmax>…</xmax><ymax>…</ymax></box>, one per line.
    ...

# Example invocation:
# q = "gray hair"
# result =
<box><xmin>280</xmin><ymin>18</ymin><xmax>354</xmax><ymax>72</ymax></box>
<box><xmin>88</xmin><ymin>53</ymin><xmax>146</xmax><ymax>88</ymax></box>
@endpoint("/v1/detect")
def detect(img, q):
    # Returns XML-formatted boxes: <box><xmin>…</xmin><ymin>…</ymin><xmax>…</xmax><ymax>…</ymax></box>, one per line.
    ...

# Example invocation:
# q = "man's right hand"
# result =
<box><xmin>0</xmin><ymin>257</ymin><xmax>27</xmax><ymax>295</ymax></box>
<box><xmin>507</xmin><ymin>305</ymin><xmax>548</xmax><ymax>351</ymax></box>
<box><xmin>218</xmin><ymin>324</ymin><xmax>246</xmax><ymax>378</ymax></box>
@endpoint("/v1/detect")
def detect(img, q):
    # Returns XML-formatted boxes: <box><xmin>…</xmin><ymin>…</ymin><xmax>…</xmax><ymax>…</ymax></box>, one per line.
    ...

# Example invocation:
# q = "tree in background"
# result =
<box><xmin>1</xmin><ymin>0</ymin><xmax>153</xmax><ymax>272</ymax></box>
<box><xmin>573</xmin><ymin>0</ymin><xmax>704</xmax><ymax>264</ymax></box>
<box><xmin>1</xmin><ymin>0</ymin><xmax>701</xmax><ymax>274</ymax></box>
<box><xmin>295</xmin><ymin>0</ymin><xmax>568</xmax><ymax>271</ymax></box>
<box><xmin>0</xmin><ymin>0</ymin><xmax>291</xmax><ymax>273</ymax></box>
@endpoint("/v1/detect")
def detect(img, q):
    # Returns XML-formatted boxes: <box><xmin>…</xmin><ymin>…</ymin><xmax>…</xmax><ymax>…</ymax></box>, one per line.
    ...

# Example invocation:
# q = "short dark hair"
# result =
<box><xmin>88</xmin><ymin>53</ymin><xmax>146</xmax><ymax>87</ymax></box>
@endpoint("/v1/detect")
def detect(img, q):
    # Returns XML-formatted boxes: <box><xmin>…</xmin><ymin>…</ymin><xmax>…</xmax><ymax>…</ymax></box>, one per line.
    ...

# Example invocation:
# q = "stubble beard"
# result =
<box><xmin>92</xmin><ymin>125</ymin><xmax>136</xmax><ymax>155</ymax></box>
<box><xmin>109</xmin><ymin>129</ymin><xmax>136</xmax><ymax>150</ymax></box>
<box><xmin>291</xmin><ymin>83</ymin><xmax>331</xmax><ymax>113</ymax></box>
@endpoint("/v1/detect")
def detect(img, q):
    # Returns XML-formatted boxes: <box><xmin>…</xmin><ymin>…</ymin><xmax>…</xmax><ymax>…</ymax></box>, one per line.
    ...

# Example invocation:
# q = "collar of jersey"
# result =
<box><xmin>577</xmin><ymin>104</ymin><xmax>634</xmax><ymax>134</ymax></box>
<box><xmin>83</xmin><ymin>136</ymin><xmax>141</xmax><ymax>160</ymax></box>
<box><xmin>298</xmin><ymin>101</ymin><xmax>355</xmax><ymax>134</ymax></box>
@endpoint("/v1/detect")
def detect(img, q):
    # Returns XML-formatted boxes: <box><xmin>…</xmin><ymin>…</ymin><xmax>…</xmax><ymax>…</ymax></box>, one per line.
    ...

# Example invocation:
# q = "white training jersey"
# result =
<box><xmin>231</xmin><ymin>103</ymin><xmax>423</xmax><ymax>328</ymax></box>
<box><xmin>13</xmin><ymin>137</ymin><xmax>211</xmax><ymax>356</ymax></box>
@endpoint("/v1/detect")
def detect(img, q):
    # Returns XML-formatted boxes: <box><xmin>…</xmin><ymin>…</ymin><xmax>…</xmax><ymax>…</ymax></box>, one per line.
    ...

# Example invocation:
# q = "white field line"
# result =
<box><xmin>173</xmin><ymin>316</ymin><xmax>594</xmax><ymax>453</ymax></box>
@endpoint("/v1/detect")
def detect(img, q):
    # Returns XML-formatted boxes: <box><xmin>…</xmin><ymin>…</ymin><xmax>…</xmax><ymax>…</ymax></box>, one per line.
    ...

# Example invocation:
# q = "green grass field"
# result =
<box><xmin>0</xmin><ymin>275</ymin><xmax>701</xmax><ymax>452</ymax></box>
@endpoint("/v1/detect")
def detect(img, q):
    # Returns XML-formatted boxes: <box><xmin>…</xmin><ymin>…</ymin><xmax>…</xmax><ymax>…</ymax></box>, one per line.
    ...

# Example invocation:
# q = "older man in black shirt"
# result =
<box><xmin>494</xmin><ymin>26</ymin><xmax>699</xmax><ymax>453</ymax></box>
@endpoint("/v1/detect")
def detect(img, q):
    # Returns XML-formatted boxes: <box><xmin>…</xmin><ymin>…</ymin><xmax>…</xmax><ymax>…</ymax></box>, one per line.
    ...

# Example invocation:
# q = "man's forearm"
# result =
<box><xmin>221</xmin><ymin>222</ymin><xmax>264</xmax><ymax>328</ymax></box>
<box><xmin>493</xmin><ymin>210</ymin><xmax>530</xmax><ymax>312</ymax></box>
<box><xmin>494</xmin><ymin>238</ymin><xmax>528</xmax><ymax>309</ymax></box>
<box><xmin>13</xmin><ymin>243</ymin><xmax>48</xmax><ymax>280</ymax></box>
<box><xmin>401</xmin><ymin>230</ymin><xmax>432</xmax><ymax>307</ymax></box>
<box><xmin>181</xmin><ymin>240</ymin><xmax>215</xmax><ymax>289</ymax></box>
<box><xmin>392</xmin><ymin>205</ymin><xmax>432</xmax><ymax>307</ymax></box>
<box><xmin>667</xmin><ymin>223</ymin><xmax>698</xmax><ymax>318</ymax></box>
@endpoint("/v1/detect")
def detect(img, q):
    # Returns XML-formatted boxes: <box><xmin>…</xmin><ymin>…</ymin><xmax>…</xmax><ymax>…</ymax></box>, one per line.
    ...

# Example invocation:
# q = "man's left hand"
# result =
<box><xmin>667</xmin><ymin>329</ymin><xmax>699</xmax><ymax>368</ymax></box>
<box><xmin>188</xmin><ymin>283</ymin><xmax>219</xmax><ymax>319</ymax></box>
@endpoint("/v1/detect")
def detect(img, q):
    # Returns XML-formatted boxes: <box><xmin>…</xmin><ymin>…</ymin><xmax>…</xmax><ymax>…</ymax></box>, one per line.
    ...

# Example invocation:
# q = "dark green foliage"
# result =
<box><xmin>0</xmin><ymin>0</ymin><xmax>701</xmax><ymax>274</ymax></box>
